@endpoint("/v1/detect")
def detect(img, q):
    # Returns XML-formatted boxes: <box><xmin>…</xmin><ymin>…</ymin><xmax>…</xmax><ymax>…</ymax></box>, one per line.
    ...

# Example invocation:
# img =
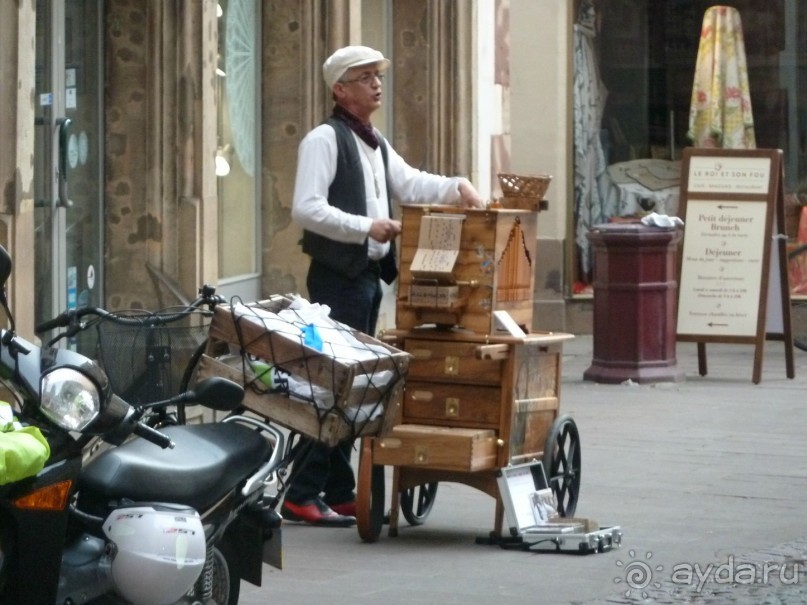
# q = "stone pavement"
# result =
<box><xmin>240</xmin><ymin>335</ymin><xmax>807</xmax><ymax>605</ymax></box>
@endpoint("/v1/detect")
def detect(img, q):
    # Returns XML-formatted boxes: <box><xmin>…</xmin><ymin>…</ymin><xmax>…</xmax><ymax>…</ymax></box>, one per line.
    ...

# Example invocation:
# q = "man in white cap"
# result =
<box><xmin>284</xmin><ymin>45</ymin><xmax>483</xmax><ymax>526</ymax></box>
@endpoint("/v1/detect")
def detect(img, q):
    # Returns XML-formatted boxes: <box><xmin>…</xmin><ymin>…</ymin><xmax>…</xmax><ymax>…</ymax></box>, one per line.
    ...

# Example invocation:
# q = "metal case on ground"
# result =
<box><xmin>495</xmin><ymin>460</ymin><xmax>622</xmax><ymax>554</ymax></box>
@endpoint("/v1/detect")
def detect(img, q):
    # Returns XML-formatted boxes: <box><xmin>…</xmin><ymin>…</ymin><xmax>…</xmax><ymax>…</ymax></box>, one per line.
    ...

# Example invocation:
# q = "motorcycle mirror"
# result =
<box><xmin>0</xmin><ymin>245</ymin><xmax>11</xmax><ymax>289</ymax></box>
<box><xmin>187</xmin><ymin>377</ymin><xmax>244</xmax><ymax>411</ymax></box>
<box><xmin>0</xmin><ymin>245</ymin><xmax>14</xmax><ymax>330</ymax></box>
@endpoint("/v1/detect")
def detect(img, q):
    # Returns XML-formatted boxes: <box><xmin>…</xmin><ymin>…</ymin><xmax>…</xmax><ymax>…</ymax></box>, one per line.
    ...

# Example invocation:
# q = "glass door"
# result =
<box><xmin>34</xmin><ymin>0</ymin><xmax>104</xmax><ymax>338</ymax></box>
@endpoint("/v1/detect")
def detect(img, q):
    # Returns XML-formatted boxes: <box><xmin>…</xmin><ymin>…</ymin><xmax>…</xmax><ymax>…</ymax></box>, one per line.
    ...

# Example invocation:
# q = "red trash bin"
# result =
<box><xmin>583</xmin><ymin>222</ymin><xmax>684</xmax><ymax>384</ymax></box>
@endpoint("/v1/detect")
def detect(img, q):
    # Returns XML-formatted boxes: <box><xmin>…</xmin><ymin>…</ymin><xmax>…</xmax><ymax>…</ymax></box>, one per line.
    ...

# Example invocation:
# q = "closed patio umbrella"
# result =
<box><xmin>687</xmin><ymin>5</ymin><xmax>756</xmax><ymax>149</ymax></box>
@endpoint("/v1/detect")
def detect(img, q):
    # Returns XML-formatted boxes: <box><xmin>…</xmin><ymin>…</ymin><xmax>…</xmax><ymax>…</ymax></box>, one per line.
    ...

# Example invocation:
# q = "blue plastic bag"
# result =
<box><xmin>301</xmin><ymin>323</ymin><xmax>323</xmax><ymax>352</ymax></box>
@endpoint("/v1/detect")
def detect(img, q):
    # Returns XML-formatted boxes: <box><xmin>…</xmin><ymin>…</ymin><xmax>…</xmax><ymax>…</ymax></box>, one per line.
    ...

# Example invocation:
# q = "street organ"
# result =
<box><xmin>355</xmin><ymin>176</ymin><xmax>581</xmax><ymax>543</ymax></box>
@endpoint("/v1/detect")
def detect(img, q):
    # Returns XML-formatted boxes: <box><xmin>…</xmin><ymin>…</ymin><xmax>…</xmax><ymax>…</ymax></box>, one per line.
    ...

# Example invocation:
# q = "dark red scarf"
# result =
<box><xmin>332</xmin><ymin>105</ymin><xmax>379</xmax><ymax>149</ymax></box>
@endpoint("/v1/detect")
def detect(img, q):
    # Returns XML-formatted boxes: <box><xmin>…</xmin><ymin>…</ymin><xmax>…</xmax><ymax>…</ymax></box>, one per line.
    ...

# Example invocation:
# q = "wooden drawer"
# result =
<box><xmin>372</xmin><ymin>424</ymin><xmax>499</xmax><ymax>472</ymax></box>
<box><xmin>403</xmin><ymin>381</ymin><xmax>500</xmax><ymax>428</ymax></box>
<box><xmin>405</xmin><ymin>339</ymin><xmax>502</xmax><ymax>385</ymax></box>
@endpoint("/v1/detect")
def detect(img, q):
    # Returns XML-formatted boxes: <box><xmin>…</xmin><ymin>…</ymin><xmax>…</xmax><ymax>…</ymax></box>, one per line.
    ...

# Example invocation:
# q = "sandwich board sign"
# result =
<box><xmin>676</xmin><ymin>148</ymin><xmax>793</xmax><ymax>383</ymax></box>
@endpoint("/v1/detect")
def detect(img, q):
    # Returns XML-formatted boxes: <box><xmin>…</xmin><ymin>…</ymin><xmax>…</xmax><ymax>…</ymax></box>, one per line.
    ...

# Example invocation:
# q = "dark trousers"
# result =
<box><xmin>284</xmin><ymin>259</ymin><xmax>382</xmax><ymax>505</ymax></box>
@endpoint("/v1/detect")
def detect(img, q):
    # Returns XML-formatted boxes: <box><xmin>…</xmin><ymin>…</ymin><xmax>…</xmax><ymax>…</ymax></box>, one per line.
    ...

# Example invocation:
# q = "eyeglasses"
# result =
<box><xmin>340</xmin><ymin>72</ymin><xmax>385</xmax><ymax>86</ymax></box>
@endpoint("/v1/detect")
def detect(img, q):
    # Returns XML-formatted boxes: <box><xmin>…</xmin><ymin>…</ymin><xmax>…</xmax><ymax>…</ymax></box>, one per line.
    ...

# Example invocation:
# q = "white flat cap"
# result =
<box><xmin>322</xmin><ymin>45</ymin><xmax>390</xmax><ymax>89</ymax></box>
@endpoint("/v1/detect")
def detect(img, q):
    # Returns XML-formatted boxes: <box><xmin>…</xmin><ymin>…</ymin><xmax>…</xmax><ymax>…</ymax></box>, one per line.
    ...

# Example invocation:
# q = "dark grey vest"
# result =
<box><xmin>301</xmin><ymin>118</ymin><xmax>397</xmax><ymax>283</ymax></box>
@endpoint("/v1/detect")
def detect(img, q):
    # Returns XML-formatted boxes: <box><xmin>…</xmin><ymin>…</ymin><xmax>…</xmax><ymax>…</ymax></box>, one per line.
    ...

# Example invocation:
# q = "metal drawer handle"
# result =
<box><xmin>415</xmin><ymin>445</ymin><xmax>429</xmax><ymax>464</ymax></box>
<box><xmin>410</xmin><ymin>390</ymin><xmax>434</xmax><ymax>402</ymax></box>
<box><xmin>410</xmin><ymin>348</ymin><xmax>432</xmax><ymax>360</ymax></box>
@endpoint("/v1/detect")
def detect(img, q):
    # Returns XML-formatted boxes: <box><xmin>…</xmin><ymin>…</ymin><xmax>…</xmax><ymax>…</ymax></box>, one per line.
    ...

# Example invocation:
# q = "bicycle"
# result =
<box><xmin>36</xmin><ymin>284</ymin><xmax>226</xmax><ymax>425</ymax></box>
<box><xmin>788</xmin><ymin>243</ymin><xmax>807</xmax><ymax>351</ymax></box>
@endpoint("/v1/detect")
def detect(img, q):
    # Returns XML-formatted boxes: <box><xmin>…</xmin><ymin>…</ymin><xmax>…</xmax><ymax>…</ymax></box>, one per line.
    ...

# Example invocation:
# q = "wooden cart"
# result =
<box><xmin>354</xmin><ymin>328</ymin><xmax>578</xmax><ymax>542</ymax></box>
<box><xmin>353</xmin><ymin>200</ymin><xmax>580</xmax><ymax>542</ymax></box>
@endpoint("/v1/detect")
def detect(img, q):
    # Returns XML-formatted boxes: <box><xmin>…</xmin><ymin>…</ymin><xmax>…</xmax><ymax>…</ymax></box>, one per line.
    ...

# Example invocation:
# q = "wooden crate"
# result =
<box><xmin>198</xmin><ymin>297</ymin><xmax>410</xmax><ymax>446</ymax></box>
<box><xmin>396</xmin><ymin>205</ymin><xmax>538</xmax><ymax>334</ymax></box>
<box><xmin>372</xmin><ymin>424</ymin><xmax>499</xmax><ymax>472</ymax></box>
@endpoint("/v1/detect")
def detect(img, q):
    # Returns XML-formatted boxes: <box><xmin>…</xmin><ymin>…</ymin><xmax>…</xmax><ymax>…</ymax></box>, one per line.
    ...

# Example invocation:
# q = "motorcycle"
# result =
<box><xmin>0</xmin><ymin>245</ymin><xmax>284</xmax><ymax>604</ymax></box>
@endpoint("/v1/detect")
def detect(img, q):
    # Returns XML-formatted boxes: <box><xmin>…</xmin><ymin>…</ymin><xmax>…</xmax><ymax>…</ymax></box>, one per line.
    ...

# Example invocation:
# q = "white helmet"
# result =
<box><xmin>103</xmin><ymin>504</ymin><xmax>207</xmax><ymax>605</ymax></box>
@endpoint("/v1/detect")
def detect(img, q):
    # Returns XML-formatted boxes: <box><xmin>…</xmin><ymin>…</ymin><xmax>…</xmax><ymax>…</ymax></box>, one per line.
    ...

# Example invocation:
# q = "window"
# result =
<box><xmin>572</xmin><ymin>0</ymin><xmax>807</xmax><ymax>294</ymax></box>
<box><xmin>216</xmin><ymin>0</ymin><xmax>261</xmax><ymax>299</ymax></box>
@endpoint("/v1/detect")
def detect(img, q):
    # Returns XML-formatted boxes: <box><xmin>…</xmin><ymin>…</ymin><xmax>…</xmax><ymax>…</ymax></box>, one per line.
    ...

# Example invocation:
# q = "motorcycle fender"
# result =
<box><xmin>256</xmin><ymin>504</ymin><xmax>283</xmax><ymax>571</ymax></box>
<box><xmin>262</xmin><ymin>526</ymin><xmax>283</xmax><ymax>571</ymax></box>
<box><xmin>224</xmin><ymin>513</ymin><xmax>283</xmax><ymax>586</ymax></box>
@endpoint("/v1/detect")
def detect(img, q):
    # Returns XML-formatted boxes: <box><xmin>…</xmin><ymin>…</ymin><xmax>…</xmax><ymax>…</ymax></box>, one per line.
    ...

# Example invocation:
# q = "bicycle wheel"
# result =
<box><xmin>400</xmin><ymin>483</ymin><xmax>438</xmax><ymax>526</ymax></box>
<box><xmin>788</xmin><ymin>244</ymin><xmax>807</xmax><ymax>351</ymax></box>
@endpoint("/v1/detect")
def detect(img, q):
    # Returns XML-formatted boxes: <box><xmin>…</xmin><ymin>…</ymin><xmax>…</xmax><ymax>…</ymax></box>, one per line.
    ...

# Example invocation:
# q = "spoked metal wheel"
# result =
<box><xmin>356</xmin><ymin>437</ymin><xmax>386</xmax><ymax>542</ymax></box>
<box><xmin>189</xmin><ymin>545</ymin><xmax>240</xmax><ymax>605</ymax></box>
<box><xmin>542</xmin><ymin>414</ymin><xmax>581</xmax><ymax>517</ymax></box>
<box><xmin>400</xmin><ymin>483</ymin><xmax>438</xmax><ymax>526</ymax></box>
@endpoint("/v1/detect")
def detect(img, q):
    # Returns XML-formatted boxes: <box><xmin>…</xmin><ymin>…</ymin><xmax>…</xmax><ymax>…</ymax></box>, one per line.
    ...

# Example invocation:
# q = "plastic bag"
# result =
<box><xmin>640</xmin><ymin>212</ymin><xmax>684</xmax><ymax>228</ymax></box>
<box><xmin>301</xmin><ymin>323</ymin><xmax>323</xmax><ymax>352</ymax></box>
<box><xmin>0</xmin><ymin>402</ymin><xmax>50</xmax><ymax>485</ymax></box>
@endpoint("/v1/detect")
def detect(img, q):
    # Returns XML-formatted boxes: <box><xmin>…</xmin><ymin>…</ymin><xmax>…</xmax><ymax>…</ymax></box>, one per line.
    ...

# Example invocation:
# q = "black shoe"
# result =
<box><xmin>280</xmin><ymin>497</ymin><xmax>356</xmax><ymax>527</ymax></box>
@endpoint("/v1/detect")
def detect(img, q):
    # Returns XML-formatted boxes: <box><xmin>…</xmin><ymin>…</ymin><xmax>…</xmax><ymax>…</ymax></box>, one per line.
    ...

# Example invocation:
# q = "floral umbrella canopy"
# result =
<box><xmin>687</xmin><ymin>5</ymin><xmax>756</xmax><ymax>149</ymax></box>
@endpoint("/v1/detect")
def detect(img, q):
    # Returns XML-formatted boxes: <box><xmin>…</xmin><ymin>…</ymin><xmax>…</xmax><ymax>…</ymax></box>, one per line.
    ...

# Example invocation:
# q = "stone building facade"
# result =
<box><xmin>0</xmin><ymin>1</ymin><xmax>575</xmax><ymax>339</ymax></box>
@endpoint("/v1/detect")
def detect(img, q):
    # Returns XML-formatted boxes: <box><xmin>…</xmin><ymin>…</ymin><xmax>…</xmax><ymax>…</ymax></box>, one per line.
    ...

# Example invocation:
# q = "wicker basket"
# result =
<box><xmin>497</xmin><ymin>173</ymin><xmax>552</xmax><ymax>199</ymax></box>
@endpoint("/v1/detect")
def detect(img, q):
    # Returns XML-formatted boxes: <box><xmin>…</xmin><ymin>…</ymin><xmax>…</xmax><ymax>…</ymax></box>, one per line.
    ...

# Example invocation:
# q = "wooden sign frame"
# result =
<box><xmin>676</xmin><ymin>148</ymin><xmax>793</xmax><ymax>383</ymax></box>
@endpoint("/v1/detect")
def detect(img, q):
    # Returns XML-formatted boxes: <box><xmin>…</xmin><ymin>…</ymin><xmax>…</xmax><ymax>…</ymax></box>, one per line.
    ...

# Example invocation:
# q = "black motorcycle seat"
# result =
<box><xmin>79</xmin><ymin>422</ymin><xmax>272</xmax><ymax>513</ymax></box>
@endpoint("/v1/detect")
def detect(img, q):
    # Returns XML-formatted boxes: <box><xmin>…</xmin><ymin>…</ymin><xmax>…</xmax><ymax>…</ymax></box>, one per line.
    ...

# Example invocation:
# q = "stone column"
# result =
<box><xmin>176</xmin><ymin>0</ymin><xmax>219</xmax><ymax>297</ymax></box>
<box><xmin>390</xmin><ymin>0</ymin><xmax>474</xmax><ymax>179</ymax></box>
<box><xmin>259</xmin><ymin>0</ymin><xmax>358</xmax><ymax>298</ymax></box>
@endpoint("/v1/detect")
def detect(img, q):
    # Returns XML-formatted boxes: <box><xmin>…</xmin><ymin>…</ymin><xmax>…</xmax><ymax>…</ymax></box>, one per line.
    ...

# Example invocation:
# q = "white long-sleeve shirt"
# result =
<box><xmin>291</xmin><ymin>123</ymin><xmax>467</xmax><ymax>260</ymax></box>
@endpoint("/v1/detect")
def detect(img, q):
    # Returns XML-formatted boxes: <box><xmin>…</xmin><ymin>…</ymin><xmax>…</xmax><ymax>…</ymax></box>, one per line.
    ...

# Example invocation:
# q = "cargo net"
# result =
<box><xmin>226</xmin><ymin>298</ymin><xmax>404</xmax><ymax>442</ymax></box>
<box><xmin>94</xmin><ymin>309</ymin><xmax>212</xmax><ymax>405</ymax></box>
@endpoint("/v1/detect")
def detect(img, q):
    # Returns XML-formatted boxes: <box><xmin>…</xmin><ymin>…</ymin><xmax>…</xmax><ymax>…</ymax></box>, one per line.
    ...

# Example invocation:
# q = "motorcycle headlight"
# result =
<box><xmin>40</xmin><ymin>368</ymin><xmax>101</xmax><ymax>432</ymax></box>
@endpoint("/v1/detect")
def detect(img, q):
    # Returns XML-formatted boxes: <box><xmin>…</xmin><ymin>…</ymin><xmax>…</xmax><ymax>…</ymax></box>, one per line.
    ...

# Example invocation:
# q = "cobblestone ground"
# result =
<box><xmin>590</xmin><ymin>537</ymin><xmax>807</xmax><ymax>604</ymax></box>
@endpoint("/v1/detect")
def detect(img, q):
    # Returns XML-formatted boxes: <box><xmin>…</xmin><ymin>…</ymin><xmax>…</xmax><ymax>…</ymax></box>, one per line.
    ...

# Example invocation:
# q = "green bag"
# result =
<box><xmin>0</xmin><ymin>401</ymin><xmax>50</xmax><ymax>485</ymax></box>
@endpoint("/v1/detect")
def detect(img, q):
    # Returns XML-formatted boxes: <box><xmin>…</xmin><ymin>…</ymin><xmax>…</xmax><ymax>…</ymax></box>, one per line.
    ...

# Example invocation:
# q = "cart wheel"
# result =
<box><xmin>356</xmin><ymin>438</ymin><xmax>385</xmax><ymax>542</ymax></box>
<box><xmin>542</xmin><ymin>414</ymin><xmax>581</xmax><ymax>517</ymax></box>
<box><xmin>400</xmin><ymin>483</ymin><xmax>438</xmax><ymax>526</ymax></box>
